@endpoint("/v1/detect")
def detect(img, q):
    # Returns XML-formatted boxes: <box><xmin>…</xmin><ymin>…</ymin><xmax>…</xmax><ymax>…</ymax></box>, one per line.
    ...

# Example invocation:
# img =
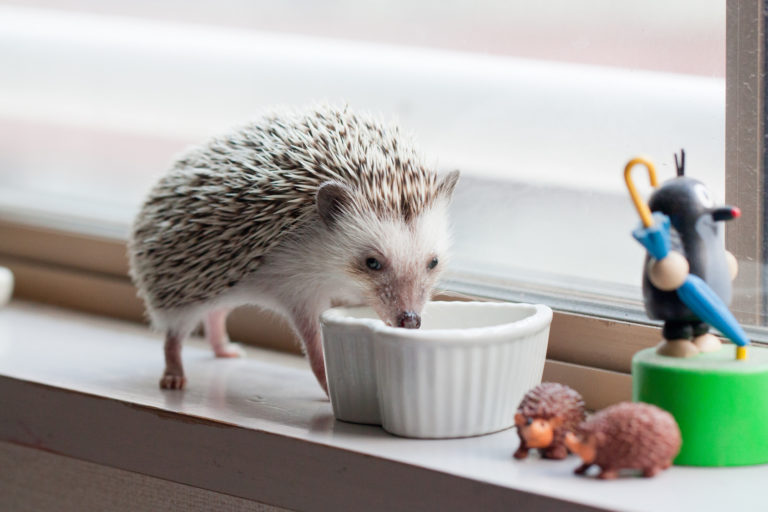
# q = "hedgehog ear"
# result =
<box><xmin>437</xmin><ymin>170</ymin><xmax>460</xmax><ymax>200</ymax></box>
<box><xmin>317</xmin><ymin>181</ymin><xmax>354</xmax><ymax>228</ymax></box>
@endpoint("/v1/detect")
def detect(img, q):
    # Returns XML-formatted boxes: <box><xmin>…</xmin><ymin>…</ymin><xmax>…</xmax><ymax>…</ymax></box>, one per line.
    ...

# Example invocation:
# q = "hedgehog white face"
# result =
<box><xmin>347</xmin><ymin>205</ymin><xmax>451</xmax><ymax>328</ymax></box>
<box><xmin>317</xmin><ymin>172</ymin><xmax>458</xmax><ymax>328</ymax></box>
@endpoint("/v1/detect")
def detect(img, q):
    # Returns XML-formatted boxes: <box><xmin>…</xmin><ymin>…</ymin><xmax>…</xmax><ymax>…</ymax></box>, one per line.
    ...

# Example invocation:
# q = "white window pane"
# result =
<box><xmin>0</xmin><ymin>2</ymin><xmax>727</xmax><ymax>319</ymax></box>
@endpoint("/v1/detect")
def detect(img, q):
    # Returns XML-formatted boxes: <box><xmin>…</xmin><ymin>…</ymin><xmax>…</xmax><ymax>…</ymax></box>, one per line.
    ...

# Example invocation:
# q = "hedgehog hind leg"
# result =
<box><xmin>204</xmin><ymin>309</ymin><xmax>245</xmax><ymax>358</ymax></box>
<box><xmin>160</xmin><ymin>330</ymin><xmax>187</xmax><ymax>390</ymax></box>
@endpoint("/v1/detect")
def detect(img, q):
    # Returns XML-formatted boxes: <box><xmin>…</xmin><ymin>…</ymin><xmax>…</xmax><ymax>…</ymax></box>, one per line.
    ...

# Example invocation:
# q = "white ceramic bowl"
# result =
<box><xmin>320</xmin><ymin>301</ymin><xmax>552</xmax><ymax>438</ymax></box>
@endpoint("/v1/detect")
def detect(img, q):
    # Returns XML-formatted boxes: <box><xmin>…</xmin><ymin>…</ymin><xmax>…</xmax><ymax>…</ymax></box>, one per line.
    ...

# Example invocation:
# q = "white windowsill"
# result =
<box><xmin>0</xmin><ymin>301</ymin><xmax>764</xmax><ymax>512</ymax></box>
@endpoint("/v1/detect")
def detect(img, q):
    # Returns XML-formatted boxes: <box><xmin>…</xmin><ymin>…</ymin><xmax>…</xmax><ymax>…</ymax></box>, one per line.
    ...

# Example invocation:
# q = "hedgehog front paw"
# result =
<box><xmin>513</xmin><ymin>447</ymin><xmax>529</xmax><ymax>459</ymax></box>
<box><xmin>213</xmin><ymin>342</ymin><xmax>246</xmax><ymax>358</ymax></box>
<box><xmin>160</xmin><ymin>372</ymin><xmax>187</xmax><ymax>390</ymax></box>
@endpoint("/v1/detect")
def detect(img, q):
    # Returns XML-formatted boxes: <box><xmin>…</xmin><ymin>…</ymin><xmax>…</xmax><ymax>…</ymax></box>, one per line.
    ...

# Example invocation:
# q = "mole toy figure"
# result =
<box><xmin>626</xmin><ymin>150</ymin><xmax>746</xmax><ymax>358</ymax></box>
<box><xmin>626</xmin><ymin>152</ymin><xmax>767</xmax><ymax>468</ymax></box>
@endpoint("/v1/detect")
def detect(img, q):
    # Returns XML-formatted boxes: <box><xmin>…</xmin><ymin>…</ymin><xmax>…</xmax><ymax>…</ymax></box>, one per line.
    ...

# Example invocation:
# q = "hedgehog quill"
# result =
<box><xmin>128</xmin><ymin>105</ymin><xmax>460</xmax><ymax>392</ymax></box>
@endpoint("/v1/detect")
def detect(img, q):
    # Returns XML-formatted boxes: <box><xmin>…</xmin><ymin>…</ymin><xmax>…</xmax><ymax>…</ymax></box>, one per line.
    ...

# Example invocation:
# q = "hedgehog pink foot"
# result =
<box><xmin>160</xmin><ymin>373</ymin><xmax>186</xmax><ymax>389</ymax></box>
<box><xmin>204</xmin><ymin>309</ymin><xmax>245</xmax><ymax>358</ymax></box>
<box><xmin>160</xmin><ymin>331</ymin><xmax>186</xmax><ymax>390</ymax></box>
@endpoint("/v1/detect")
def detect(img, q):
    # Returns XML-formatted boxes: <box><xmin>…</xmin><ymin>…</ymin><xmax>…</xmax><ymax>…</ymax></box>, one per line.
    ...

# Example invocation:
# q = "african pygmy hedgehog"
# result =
<box><xmin>564</xmin><ymin>402</ymin><xmax>681</xmax><ymax>479</ymax></box>
<box><xmin>128</xmin><ymin>105</ymin><xmax>460</xmax><ymax>392</ymax></box>
<box><xmin>514</xmin><ymin>382</ymin><xmax>586</xmax><ymax>460</ymax></box>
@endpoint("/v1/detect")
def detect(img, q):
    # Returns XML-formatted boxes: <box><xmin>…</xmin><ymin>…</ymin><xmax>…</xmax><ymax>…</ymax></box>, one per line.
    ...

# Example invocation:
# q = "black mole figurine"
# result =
<box><xmin>640</xmin><ymin>150</ymin><xmax>740</xmax><ymax>357</ymax></box>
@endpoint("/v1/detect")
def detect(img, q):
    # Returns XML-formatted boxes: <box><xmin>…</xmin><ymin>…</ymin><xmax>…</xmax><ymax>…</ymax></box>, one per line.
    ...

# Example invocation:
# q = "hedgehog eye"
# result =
<box><xmin>365</xmin><ymin>257</ymin><xmax>382</xmax><ymax>271</ymax></box>
<box><xmin>427</xmin><ymin>257</ymin><xmax>438</xmax><ymax>270</ymax></box>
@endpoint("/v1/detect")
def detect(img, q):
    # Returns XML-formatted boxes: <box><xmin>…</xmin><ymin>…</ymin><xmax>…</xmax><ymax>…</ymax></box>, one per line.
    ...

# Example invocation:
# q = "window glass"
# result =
<box><xmin>0</xmin><ymin>1</ymin><xmax>726</xmax><ymax>317</ymax></box>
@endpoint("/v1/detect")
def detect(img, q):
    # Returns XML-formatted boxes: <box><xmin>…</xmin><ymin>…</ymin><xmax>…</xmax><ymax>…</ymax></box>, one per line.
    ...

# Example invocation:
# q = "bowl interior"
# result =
<box><xmin>420</xmin><ymin>303</ymin><xmax>537</xmax><ymax>330</ymax></box>
<box><xmin>322</xmin><ymin>302</ymin><xmax>544</xmax><ymax>331</ymax></box>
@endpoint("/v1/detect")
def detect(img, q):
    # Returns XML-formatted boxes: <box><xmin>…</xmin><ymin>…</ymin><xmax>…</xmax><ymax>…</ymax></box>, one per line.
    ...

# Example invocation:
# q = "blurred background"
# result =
<box><xmin>0</xmin><ymin>1</ymin><xmax>726</xmax><ymax>316</ymax></box>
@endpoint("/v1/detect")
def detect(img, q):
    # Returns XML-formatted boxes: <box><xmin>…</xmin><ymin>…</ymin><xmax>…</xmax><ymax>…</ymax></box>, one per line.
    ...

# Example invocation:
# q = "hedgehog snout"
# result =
<box><xmin>397</xmin><ymin>311</ymin><xmax>421</xmax><ymax>329</ymax></box>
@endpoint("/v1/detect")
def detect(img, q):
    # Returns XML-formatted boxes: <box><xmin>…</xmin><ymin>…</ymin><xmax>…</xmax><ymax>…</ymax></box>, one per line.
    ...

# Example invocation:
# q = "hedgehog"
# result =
<box><xmin>513</xmin><ymin>382</ymin><xmax>586</xmax><ymax>460</ymax></box>
<box><xmin>128</xmin><ymin>105</ymin><xmax>460</xmax><ymax>392</ymax></box>
<box><xmin>564</xmin><ymin>402</ymin><xmax>681</xmax><ymax>479</ymax></box>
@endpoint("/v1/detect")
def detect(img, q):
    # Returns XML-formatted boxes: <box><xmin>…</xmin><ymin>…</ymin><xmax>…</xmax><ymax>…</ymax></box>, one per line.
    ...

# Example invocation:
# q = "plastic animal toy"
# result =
<box><xmin>564</xmin><ymin>401</ymin><xmax>681</xmax><ymax>479</ymax></box>
<box><xmin>625</xmin><ymin>151</ymin><xmax>749</xmax><ymax>359</ymax></box>
<box><xmin>514</xmin><ymin>382</ymin><xmax>585</xmax><ymax>460</ymax></box>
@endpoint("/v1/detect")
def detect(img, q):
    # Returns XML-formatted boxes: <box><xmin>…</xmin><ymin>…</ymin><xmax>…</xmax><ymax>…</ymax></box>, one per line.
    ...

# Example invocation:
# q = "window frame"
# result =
<box><xmin>726</xmin><ymin>0</ymin><xmax>767</xmax><ymax>325</ymax></box>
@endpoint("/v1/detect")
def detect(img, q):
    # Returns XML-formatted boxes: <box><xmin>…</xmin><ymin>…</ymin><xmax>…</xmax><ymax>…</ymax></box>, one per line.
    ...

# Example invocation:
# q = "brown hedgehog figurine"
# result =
<box><xmin>514</xmin><ymin>382</ymin><xmax>586</xmax><ymax>460</ymax></box>
<box><xmin>564</xmin><ymin>402</ymin><xmax>681</xmax><ymax>479</ymax></box>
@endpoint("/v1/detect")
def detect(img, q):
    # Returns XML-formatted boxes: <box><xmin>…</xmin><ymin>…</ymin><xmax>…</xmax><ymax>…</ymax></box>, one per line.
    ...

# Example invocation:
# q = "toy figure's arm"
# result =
<box><xmin>632</xmin><ymin>211</ymin><xmax>692</xmax><ymax>291</ymax></box>
<box><xmin>647</xmin><ymin>252</ymin><xmax>689</xmax><ymax>291</ymax></box>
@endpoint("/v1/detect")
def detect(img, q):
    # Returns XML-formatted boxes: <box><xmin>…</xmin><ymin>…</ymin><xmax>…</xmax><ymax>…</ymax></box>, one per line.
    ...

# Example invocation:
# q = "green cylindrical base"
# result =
<box><xmin>633</xmin><ymin>345</ymin><xmax>768</xmax><ymax>466</ymax></box>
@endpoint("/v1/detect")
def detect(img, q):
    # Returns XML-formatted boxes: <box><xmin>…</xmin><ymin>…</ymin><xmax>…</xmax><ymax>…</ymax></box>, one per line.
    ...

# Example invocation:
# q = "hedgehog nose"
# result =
<box><xmin>397</xmin><ymin>311</ymin><xmax>421</xmax><ymax>329</ymax></box>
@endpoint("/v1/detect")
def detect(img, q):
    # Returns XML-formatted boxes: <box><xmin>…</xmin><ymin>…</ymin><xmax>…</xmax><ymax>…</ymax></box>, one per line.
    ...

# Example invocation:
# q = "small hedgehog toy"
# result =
<box><xmin>128</xmin><ymin>105</ymin><xmax>460</xmax><ymax>392</ymax></box>
<box><xmin>564</xmin><ymin>402</ymin><xmax>681</xmax><ymax>479</ymax></box>
<box><xmin>514</xmin><ymin>382</ymin><xmax>586</xmax><ymax>460</ymax></box>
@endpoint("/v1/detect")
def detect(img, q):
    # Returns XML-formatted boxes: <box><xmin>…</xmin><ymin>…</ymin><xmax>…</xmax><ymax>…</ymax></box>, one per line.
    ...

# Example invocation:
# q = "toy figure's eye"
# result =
<box><xmin>693</xmin><ymin>183</ymin><xmax>715</xmax><ymax>208</ymax></box>
<box><xmin>427</xmin><ymin>257</ymin><xmax>438</xmax><ymax>270</ymax></box>
<box><xmin>366</xmin><ymin>258</ymin><xmax>382</xmax><ymax>271</ymax></box>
